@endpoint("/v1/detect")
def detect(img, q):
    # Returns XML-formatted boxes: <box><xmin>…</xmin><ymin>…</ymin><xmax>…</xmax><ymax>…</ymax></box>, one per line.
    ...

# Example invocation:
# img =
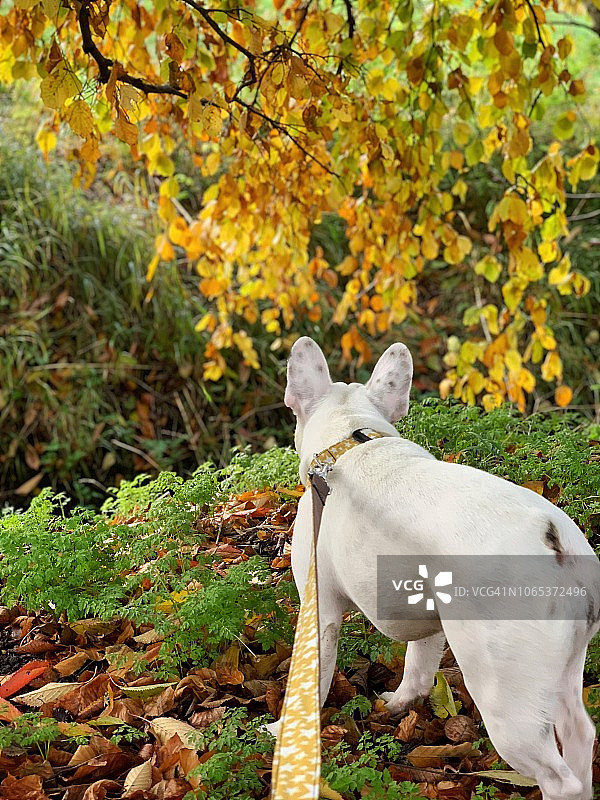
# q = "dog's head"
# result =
<box><xmin>284</xmin><ymin>336</ymin><xmax>413</xmax><ymax>455</ymax></box>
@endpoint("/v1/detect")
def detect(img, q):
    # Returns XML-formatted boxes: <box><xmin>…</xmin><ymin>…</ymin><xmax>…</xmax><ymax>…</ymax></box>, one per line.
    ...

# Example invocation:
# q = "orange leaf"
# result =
<box><xmin>0</xmin><ymin>660</ymin><xmax>48</xmax><ymax>699</ymax></box>
<box><xmin>0</xmin><ymin>699</ymin><xmax>22</xmax><ymax>721</ymax></box>
<box><xmin>554</xmin><ymin>385</ymin><xmax>573</xmax><ymax>407</ymax></box>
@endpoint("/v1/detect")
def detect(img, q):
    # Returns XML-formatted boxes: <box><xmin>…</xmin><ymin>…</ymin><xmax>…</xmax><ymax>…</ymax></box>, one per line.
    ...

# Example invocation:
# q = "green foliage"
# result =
<box><xmin>218</xmin><ymin>447</ymin><xmax>300</xmax><ymax>494</ymax></box>
<box><xmin>323</xmin><ymin>733</ymin><xmax>424</xmax><ymax>799</ymax></box>
<box><xmin>182</xmin><ymin>709</ymin><xmax>426</xmax><ymax>800</ymax></box>
<box><xmin>335</xmin><ymin>695</ymin><xmax>373</xmax><ymax>721</ymax></box>
<box><xmin>183</xmin><ymin>709</ymin><xmax>275</xmax><ymax>800</ymax></box>
<box><xmin>337</xmin><ymin>613</ymin><xmax>402</xmax><ymax>670</ymax></box>
<box><xmin>0</xmin><ymin>465</ymin><xmax>293</xmax><ymax>674</ymax></box>
<box><xmin>398</xmin><ymin>399</ymin><xmax>600</xmax><ymax>535</ymax></box>
<box><xmin>0</xmin><ymin>713</ymin><xmax>67</xmax><ymax>759</ymax></box>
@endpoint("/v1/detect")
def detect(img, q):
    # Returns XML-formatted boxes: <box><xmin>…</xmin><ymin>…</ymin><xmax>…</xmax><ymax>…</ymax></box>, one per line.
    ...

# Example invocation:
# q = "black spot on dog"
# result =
<box><xmin>388</xmin><ymin>380</ymin><xmax>395</xmax><ymax>388</ymax></box>
<box><xmin>545</xmin><ymin>521</ymin><xmax>565</xmax><ymax>566</ymax></box>
<box><xmin>587</xmin><ymin>596</ymin><xmax>599</xmax><ymax>629</ymax></box>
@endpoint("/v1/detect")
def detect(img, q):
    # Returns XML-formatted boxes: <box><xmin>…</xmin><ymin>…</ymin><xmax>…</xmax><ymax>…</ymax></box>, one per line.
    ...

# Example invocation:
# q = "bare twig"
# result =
<box><xmin>179</xmin><ymin>0</ymin><xmax>257</xmax><ymax>87</ymax></box>
<box><xmin>236</xmin><ymin>98</ymin><xmax>338</xmax><ymax>176</ymax></box>
<box><xmin>289</xmin><ymin>2</ymin><xmax>312</xmax><ymax>47</ymax></box>
<box><xmin>342</xmin><ymin>0</ymin><xmax>355</xmax><ymax>38</ymax></box>
<box><xmin>567</xmin><ymin>208</ymin><xmax>600</xmax><ymax>222</ymax></box>
<box><xmin>524</xmin><ymin>0</ymin><xmax>546</xmax><ymax>48</ymax></box>
<box><xmin>548</xmin><ymin>17</ymin><xmax>599</xmax><ymax>35</ymax></box>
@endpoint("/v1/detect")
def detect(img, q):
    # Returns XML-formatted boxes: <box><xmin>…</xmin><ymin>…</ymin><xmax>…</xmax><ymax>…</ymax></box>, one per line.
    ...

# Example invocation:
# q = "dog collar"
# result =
<box><xmin>307</xmin><ymin>428</ymin><xmax>389</xmax><ymax>482</ymax></box>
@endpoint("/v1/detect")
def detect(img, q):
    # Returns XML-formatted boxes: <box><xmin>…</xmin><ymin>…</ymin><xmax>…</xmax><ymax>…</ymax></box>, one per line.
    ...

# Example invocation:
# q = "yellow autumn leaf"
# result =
<box><xmin>115</xmin><ymin>110</ymin><xmax>138</xmax><ymax>146</ymax></box>
<box><xmin>474</xmin><ymin>255</ymin><xmax>502</xmax><ymax>283</ymax></box>
<box><xmin>35</xmin><ymin>127</ymin><xmax>57</xmax><ymax>158</ymax></box>
<box><xmin>201</xmin><ymin>106</ymin><xmax>223</xmax><ymax>138</ymax></box>
<box><xmin>65</xmin><ymin>99</ymin><xmax>94</xmax><ymax>139</ymax></box>
<box><xmin>40</xmin><ymin>62</ymin><xmax>81</xmax><ymax>109</ymax></box>
<box><xmin>146</xmin><ymin>253</ymin><xmax>160</xmax><ymax>282</ymax></box>
<box><xmin>541</xmin><ymin>351</ymin><xmax>563</xmax><ymax>382</ymax></box>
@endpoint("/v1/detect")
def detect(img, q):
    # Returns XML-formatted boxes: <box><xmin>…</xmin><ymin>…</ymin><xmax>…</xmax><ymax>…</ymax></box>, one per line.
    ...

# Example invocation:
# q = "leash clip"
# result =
<box><xmin>308</xmin><ymin>453</ymin><xmax>333</xmax><ymax>491</ymax></box>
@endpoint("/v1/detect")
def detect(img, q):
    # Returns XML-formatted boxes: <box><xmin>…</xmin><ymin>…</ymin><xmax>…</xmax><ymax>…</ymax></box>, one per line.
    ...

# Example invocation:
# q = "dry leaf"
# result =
<box><xmin>150</xmin><ymin>717</ymin><xmax>199</xmax><ymax>749</ymax></box>
<box><xmin>408</xmin><ymin>742</ymin><xmax>476</xmax><ymax>768</ymax></box>
<box><xmin>471</xmin><ymin>769</ymin><xmax>538</xmax><ymax>787</ymax></box>
<box><xmin>122</xmin><ymin>760</ymin><xmax>153</xmax><ymax>796</ymax></box>
<box><xmin>14</xmin><ymin>682</ymin><xmax>79</xmax><ymax>707</ymax></box>
<box><xmin>394</xmin><ymin>709</ymin><xmax>420</xmax><ymax>742</ymax></box>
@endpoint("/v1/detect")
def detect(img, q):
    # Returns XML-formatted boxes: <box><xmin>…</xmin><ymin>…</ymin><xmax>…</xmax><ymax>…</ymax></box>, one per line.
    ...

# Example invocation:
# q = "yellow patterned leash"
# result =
<box><xmin>270</xmin><ymin>467</ymin><xmax>329</xmax><ymax>800</ymax></box>
<box><xmin>271</xmin><ymin>429</ymin><xmax>387</xmax><ymax>800</ymax></box>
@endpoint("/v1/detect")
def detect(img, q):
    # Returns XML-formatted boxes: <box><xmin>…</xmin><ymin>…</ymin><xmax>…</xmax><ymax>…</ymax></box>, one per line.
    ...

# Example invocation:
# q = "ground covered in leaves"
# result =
<box><xmin>0</xmin><ymin>403</ymin><xmax>598</xmax><ymax>799</ymax></box>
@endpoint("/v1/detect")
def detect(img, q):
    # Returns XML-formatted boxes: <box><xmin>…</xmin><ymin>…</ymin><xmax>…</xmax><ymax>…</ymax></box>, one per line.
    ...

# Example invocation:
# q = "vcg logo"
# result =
<box><xmin>392</xmin><ymin>564</ymin><xmax>453</xmax><ymax>610</ymax></box>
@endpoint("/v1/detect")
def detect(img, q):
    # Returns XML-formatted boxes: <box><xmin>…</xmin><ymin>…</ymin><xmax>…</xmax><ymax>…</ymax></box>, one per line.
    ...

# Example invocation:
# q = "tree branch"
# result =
<box><xmin>524</xmin><ymin>0</ymin><xmax>546</xmax><ymax>48</ymax></box>
<box><xmin>289</xmin><ymin>2</ymin><xmax>312</xmax><ymax>47</ymax></box>
<box><xmin>77</xmin><ymin>1</ymin><xmax>336</xmax><ymax>176</ymax></box>
<box><xmin>342</xmin><ymin>0</ymin><xmax>355</xmax><ymax>39</ymax></box>
<box><xmin>179</xmin><ymin>0</ymin><xmax>257</xmax><ymax>87</ymax></box>
<box><xmin>235</xmin><ymin>98</ymin><xmax>338</xmax><ymax>177</ymax></box>
<box><xmin>79</xmin><ymin>2</ymin><xmax>187</xmax><ymax>97</ymax></box>
<box><xmin>548</xmin><ymin>17</ymin><xmax>600</xmax><ymax>36</ymax></box>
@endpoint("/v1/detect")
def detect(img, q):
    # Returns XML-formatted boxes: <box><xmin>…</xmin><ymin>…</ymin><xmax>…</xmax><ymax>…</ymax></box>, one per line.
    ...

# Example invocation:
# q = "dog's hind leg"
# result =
<box><xmin>554</xmin><ymin>640</ymin><xmax>595</xmax><ymax>800</ymax></box>
<box><xmin>443</xmin><ymin>620</ymin><xmax>588</xmax><ymax>800</ymax></box>
<box><xmin>380</xmin><ymin>631</ymin><xmax>445</xmax><ymax>716</ymax></box>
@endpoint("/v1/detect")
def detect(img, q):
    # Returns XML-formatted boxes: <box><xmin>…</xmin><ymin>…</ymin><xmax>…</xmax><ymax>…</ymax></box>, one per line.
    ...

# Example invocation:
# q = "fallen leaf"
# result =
<box><xmin>15</xmin><ymin>473</ymin><xmax>43</xmax><ymax>496</ymax></box>
<box><xmin>471</xmin><ymin>769</ymin><xmax>538</xmax><ymax>787</ymax></box>
<box><xmin>444</xmin><ymin>714</ymin><xmax>478</xmax><ymax>743</ymax></box>
<box><xmin>0</xmin><ymin>699</ymin><xmax>22</xmax><ymax>721</ymax></box>
<box><xmin>0</xmin><ymin>661</ymin><xmax>48</xmax><ymax>699</ymax></box>
<box><xmin>54</xmin><ymin>652</ymin><xmax>89</xmax><ymax>677</ymax></box>
<box><xmin>408</xmin><ymin>742</ymin><xmax>476</xmax><ymax>767</ymax></box>
<box><xmin>122</xmin><ymin>760</ymin><xmax>153</xmax><ymax>796</ymax></box>
<box><xmin>14</xmin><ymin>682</ymin><xmax>79</xmax><ymax>707</ymax></box>
<box><xmin>394</xmin><ymin>709</ymin><xmax>420</xmax><ymax>742</ymax></box>
<box><xmin>119</xmin><ymin>682</ymin><xmax>176</xmax><ymax>700</ymax></box>
<box><xmin>522</xmin><ymin>480</ymin><xmax>544</xmax><ymax>495</ymax></box>
<box><xmin>150</xmin><ymin>717</ymin><xmax>200</xmax><ymax>749</ymax></box>
<box><xmin>429</xmin><ymin>670</ymin><xmax>461</xmax><ymax>718</ymax></box>
<box><xmin>319</xmin><ymin>778</ymin><xmax>345</xmax><ymax>800</ymax></box>
<box><xmin>0</xmin><ymin>774</ymin><xmax>50</xmax><ymax>799</ymax></box>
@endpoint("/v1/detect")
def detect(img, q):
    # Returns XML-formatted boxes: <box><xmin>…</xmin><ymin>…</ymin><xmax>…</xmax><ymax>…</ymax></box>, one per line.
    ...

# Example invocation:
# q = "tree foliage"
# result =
<box><xmin>1</xmin><ymin>0</ymin><xmax>598</xmax><ymax>408</ymax></box>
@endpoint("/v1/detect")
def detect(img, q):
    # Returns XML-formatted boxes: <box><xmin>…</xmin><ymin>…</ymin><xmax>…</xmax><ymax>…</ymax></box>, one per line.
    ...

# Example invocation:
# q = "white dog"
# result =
<box><xmin>273</xmin><ymin>336</ymin><xmax>600</xmax><ymax>800</ymax></box>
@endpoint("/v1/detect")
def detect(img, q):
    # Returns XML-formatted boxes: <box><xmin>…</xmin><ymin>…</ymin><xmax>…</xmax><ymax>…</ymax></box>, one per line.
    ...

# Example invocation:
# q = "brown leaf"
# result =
<box><xmin>214</xmin><ymin>664</ymin><xmax>245</xmax><ymax>685</ymax></box>
<box><xmin>0</xmin><ymin>774</ymin><xmax>50</xmax><ymax>800</ymax></box>
<box><xmin>122</xmin><ymin>760</ymin><xmax>153</xmax><ymax>796</ymax></box>
<box><xmin>321</xmin><ymin>725</ymin><xmax>347</xmax><ymax>748</ymax></box>
<box><xmin>251</xmin><ymin>653</ymin><xmax>280</xmax><ymax>679</ymax></box>
<box><xmin>0</xmin><ymin>699</ymin><xmax>22</xmax><ymax>721</ymax></box>
<box><xmin>150</xmin><ymin>718</ymin><xmax>199</xmax><ymax>749</ymax></box>
<box><xmin>54</xmin><ymin>652</ymin><xmax>89</xmax><ymax>678</ymax></box>
<box><xmin>265</xmin><ymin>681</ymin><xmax>283</xmax><ymax>719</ymax></box>
<box><xmin>142</xmin><ymin>687</ymin><xmax>176</xmax><ymax>717</ymax></box>
<box><xmin>444</xmin><ymin>714</ymin><xmax>478</xmax><ymax>743</ymax></box>
<box><xmin>15</xmin><ymin>474</ymin><xmax>43</xmax><ymax>496</ymax></box>
<box><xmin>522</xmin><ymin>480</ymin><xmax>544</xmax><ymax>495</ymax></box>
<box><xmin>55</xmin><ymin>674</ymin><xmax>110</xmax><ymax>718</ymax></box>
<box><xmin>74</xmin><ymin>781</ymin><xmax>121</xmax><ymax>800</ymax></box>
<box><xmin>189</xmin><ymin>707</ymin><xmax>226</xmax><ymax>729</ymax></box>
<box><xmin>24</xmin><ymin>445</ymin><xmax>41</xmax><ymax>471</ymax></box>
<box><xmin>393</xmin><ymin>709</ymin><xmax>420</xmax><ymax>742</ymax></box>
<box><xmin>408</xmin><ymin>742</ymin><xmax>477</xmax><ymax>768</ymax></box>
<box><xmin>327</xmin><ymin>671</ymin><xmax>356</xmax><ymax>706</ymax></box>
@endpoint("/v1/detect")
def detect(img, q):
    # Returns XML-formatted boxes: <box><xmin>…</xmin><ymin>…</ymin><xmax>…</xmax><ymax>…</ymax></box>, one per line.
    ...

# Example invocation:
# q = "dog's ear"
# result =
<box><xmin>284</xmin><ymin>337</ymin><xmax>332</xmax><ymax>418</ymax></box>
<box><xmin>366</xmin><ymin>343</ymin><xmax>413</xmax><ymax>422</ymax></box>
